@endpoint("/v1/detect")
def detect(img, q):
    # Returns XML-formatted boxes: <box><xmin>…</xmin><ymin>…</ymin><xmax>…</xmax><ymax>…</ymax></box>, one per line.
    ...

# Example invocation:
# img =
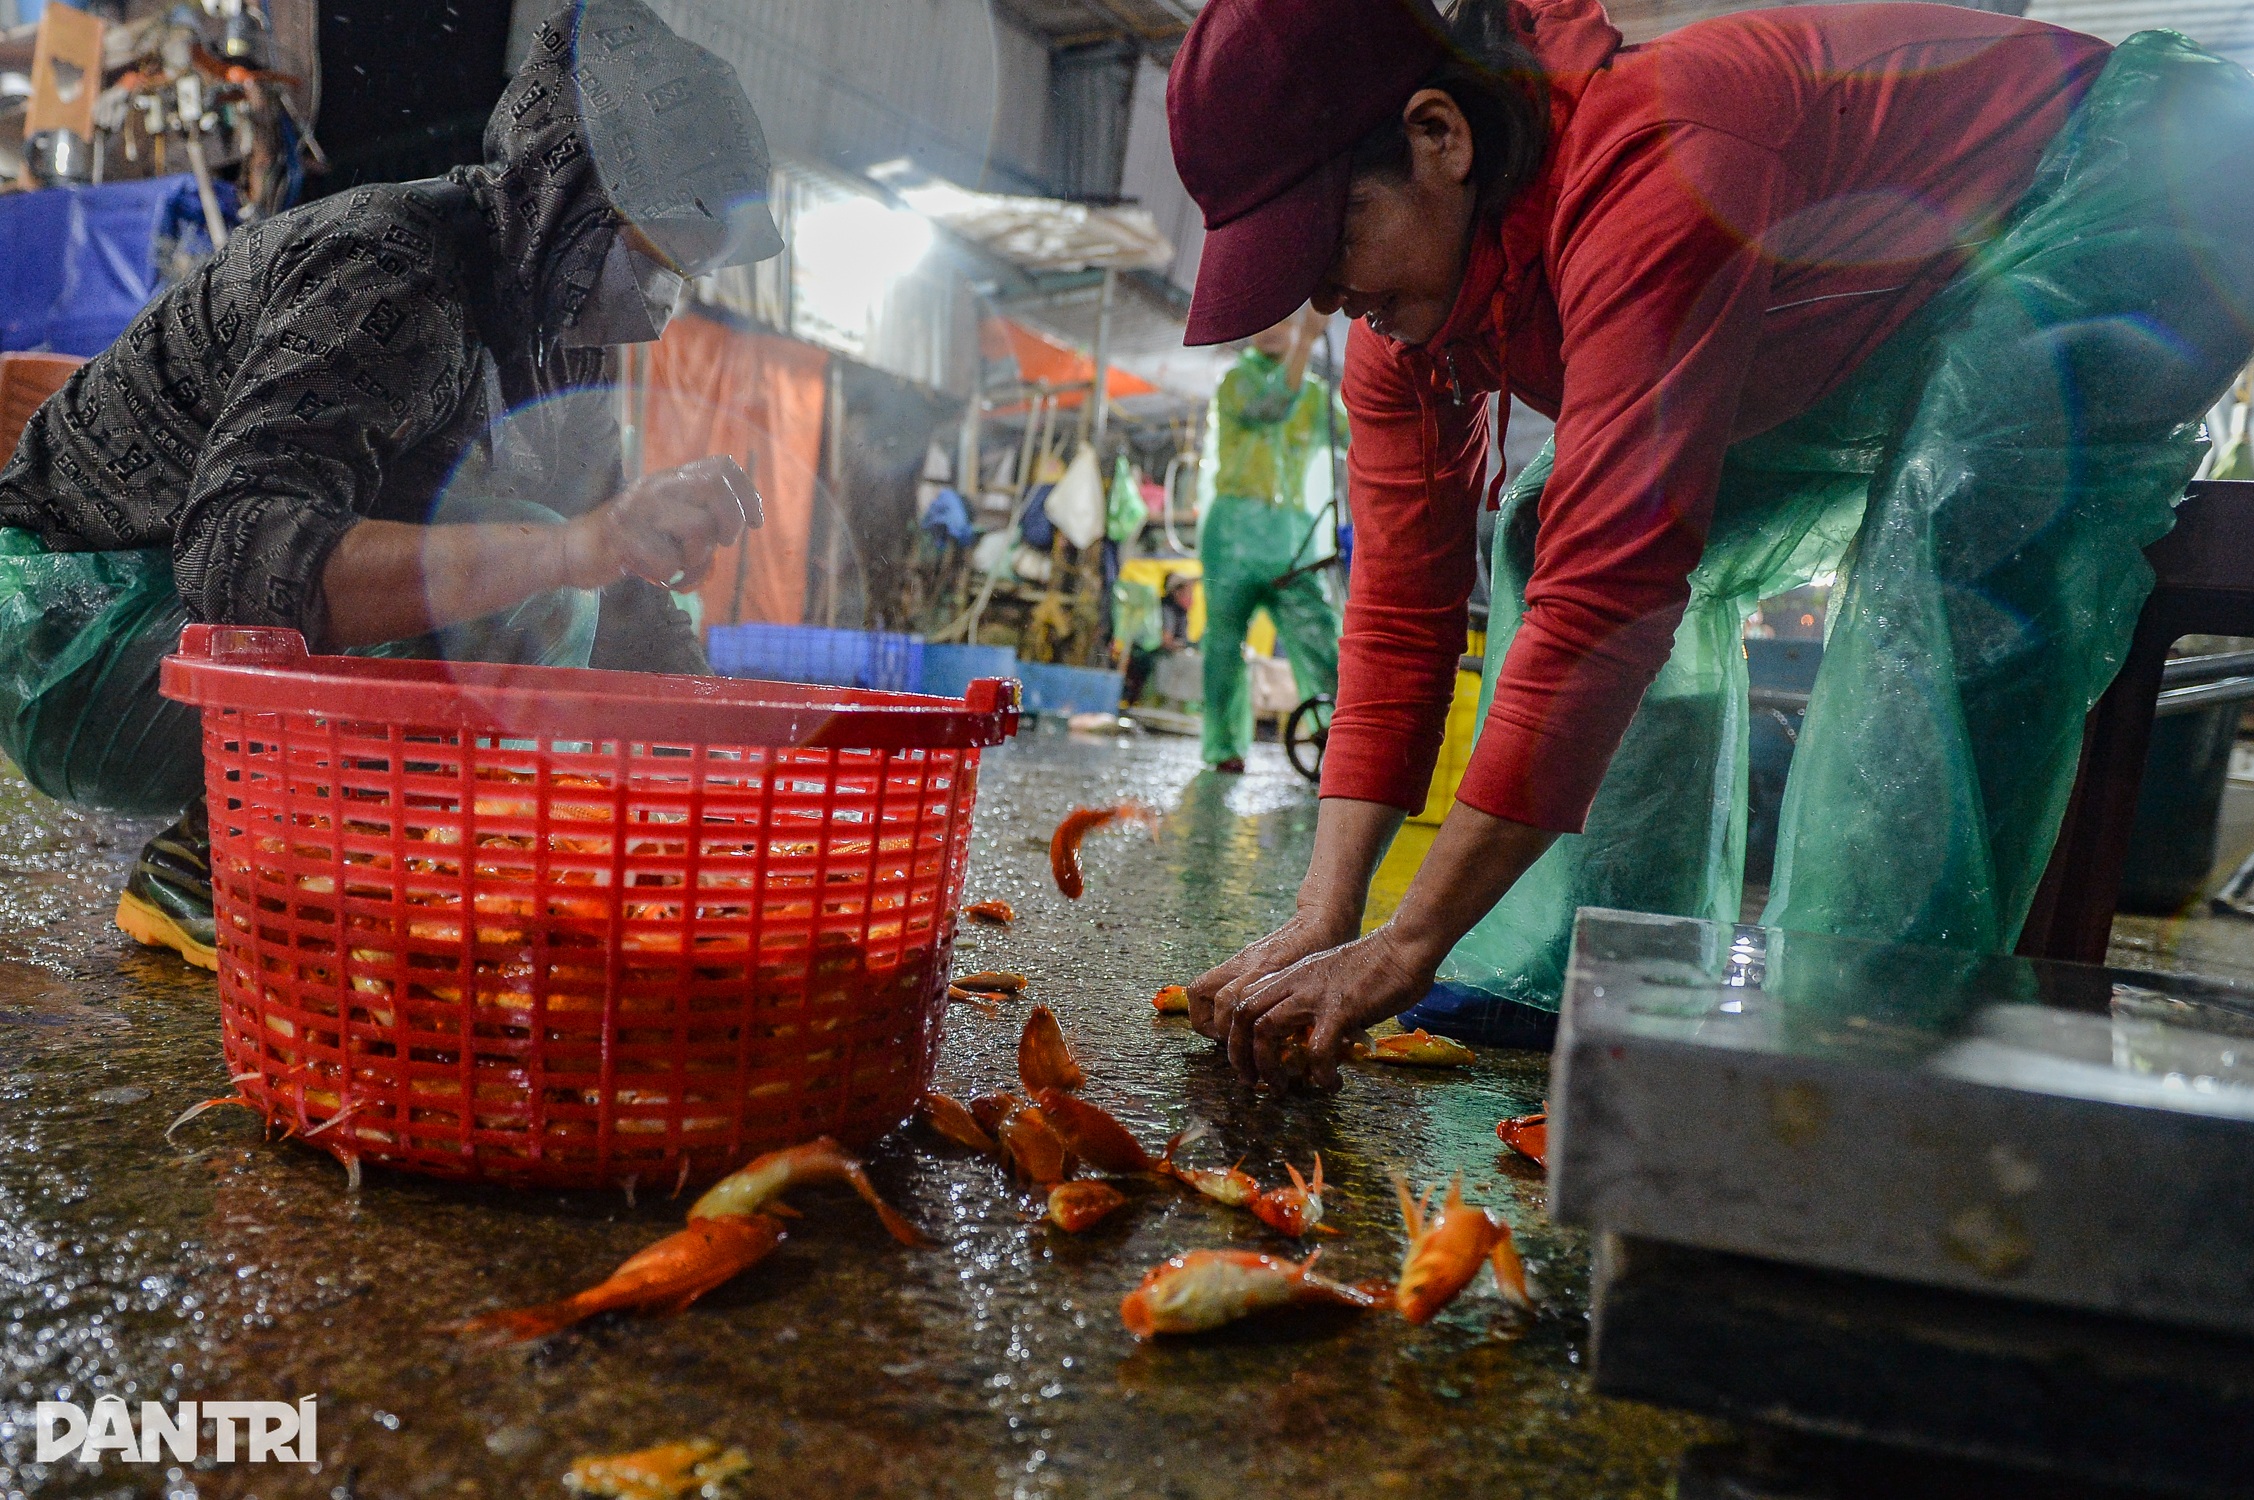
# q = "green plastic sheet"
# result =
<box><xmin>0</xmin><ymin>502</ymin><xmax>599</xmax><ymax>818</ymax></box>
<box><xmin>1432</xmin><ymin>32</ymin><xmax>2254</xmax><ymax>1015</ymax></box>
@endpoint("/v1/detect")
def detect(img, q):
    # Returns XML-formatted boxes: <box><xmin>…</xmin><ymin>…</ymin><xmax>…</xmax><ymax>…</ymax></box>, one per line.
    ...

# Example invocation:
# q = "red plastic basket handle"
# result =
<box><xmin>177</xmin><ymin>623</ymin><xmax>312</xmax><ymax>667</ymax></box>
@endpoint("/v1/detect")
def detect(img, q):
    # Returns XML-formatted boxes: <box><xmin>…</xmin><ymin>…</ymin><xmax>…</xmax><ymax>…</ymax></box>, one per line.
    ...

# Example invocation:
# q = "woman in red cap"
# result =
<box><xmin>1174</xmin><ymin>0</ymin><xmax>2254</xmax><ymax>1088</ymax></box>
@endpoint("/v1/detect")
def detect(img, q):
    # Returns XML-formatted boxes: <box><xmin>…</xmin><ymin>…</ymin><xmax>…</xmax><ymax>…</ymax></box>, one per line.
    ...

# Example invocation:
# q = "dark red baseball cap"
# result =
<box><xmin>1169</xmin><ymin>0</ymin><xmax>1451</xmax><ymax>346</ymax></box>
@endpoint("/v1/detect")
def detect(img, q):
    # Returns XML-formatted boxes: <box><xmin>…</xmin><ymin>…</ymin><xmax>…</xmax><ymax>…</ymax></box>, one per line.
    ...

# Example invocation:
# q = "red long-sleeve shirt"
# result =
<box><xmin>1321</xmin><ymin>0</ymin><xmax>2110</xmax><ymax>831</ymax></box>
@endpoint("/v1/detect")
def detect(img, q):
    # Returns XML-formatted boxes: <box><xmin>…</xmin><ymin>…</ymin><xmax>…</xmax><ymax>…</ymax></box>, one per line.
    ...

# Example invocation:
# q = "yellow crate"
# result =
<box><xmin>1408</xmin><ymin>629</ymin><xmax>1486</xmax><ymax>827</ymax></box>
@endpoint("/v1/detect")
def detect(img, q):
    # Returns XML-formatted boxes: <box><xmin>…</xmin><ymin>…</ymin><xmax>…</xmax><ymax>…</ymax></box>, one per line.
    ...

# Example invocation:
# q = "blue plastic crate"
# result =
<box><xmin>706</xmin><ymin>623</ymin><xmax>925</xmax><ymax>692</ymax></box>
<box><xmin>1016</xmin><ymin>661</ymin><xmax>1124</xmax><ymax>716</ymax></box>
<box><xmin>917</xmin><ymin>644</ymin><xmax>1017</xmax><ymax>700</ymax></box>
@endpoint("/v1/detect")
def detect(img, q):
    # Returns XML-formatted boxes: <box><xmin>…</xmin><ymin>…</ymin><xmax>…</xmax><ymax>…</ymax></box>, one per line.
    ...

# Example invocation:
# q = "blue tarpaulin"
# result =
<box><xmin>0</xmin><ymin>176</ymin><xmax>237</xmax><ymax>357</ymax></box>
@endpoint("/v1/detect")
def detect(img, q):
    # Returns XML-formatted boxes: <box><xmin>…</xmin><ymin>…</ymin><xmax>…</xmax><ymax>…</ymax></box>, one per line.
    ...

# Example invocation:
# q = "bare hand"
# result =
<box><xmin>1219</xmin><ymin>926</ymin><xmax>1433</xmax><ymax>1091</ymax></box>
<box><xmin>1188</xmin><ymin>906</ymin><xmax>1357</xmax><ymax>1040</ymax></box>
<box><xmin>562</xmin><ymin>455</ymin><xmax>762</xmax><ymax>591</ymax></box>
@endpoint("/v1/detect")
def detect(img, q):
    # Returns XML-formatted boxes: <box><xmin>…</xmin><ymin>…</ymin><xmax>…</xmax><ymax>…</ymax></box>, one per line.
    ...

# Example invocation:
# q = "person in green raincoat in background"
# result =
<box><xmin>1199</xmin><ymin>305</ymin><xmax>1347</xmax><ymax>772</ymax></box>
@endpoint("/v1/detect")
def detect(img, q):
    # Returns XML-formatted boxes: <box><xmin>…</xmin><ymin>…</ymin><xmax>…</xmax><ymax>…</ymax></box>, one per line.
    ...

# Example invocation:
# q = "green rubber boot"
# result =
<box><xmin>115</xmin><ymin>795</ymin><xmax>217</xmax><ymax>971</ymax></box>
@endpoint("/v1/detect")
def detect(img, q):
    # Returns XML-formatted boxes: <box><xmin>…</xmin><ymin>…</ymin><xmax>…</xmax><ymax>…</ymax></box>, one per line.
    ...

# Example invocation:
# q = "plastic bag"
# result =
<box><xmin>1107</xmin><ymin>454</ymin><xmax>1148</xmax><ymax>544</ymax></box>
<box><xmin>1048</xmin><ymin>445</ymin><xmax>1106</xmax><ymax>550</ymax></box>
<box><xmin>0</xmin><ymin>537</ymin><xmax>203</xmax><ymax>816</ymax></box>
<box><xmin>1410</xmin><ymin>32</ymin><xmax>2254</xmax><ymax>1031</ymax></box>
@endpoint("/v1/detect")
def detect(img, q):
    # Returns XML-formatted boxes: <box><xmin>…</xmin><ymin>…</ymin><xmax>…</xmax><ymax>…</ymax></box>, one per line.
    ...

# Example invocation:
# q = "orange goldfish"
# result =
<box><xmin>1047</xmin><ymin>1181</ymin><xmax>1129</xmax><ymax>1232</ymax></box>
<box><xmin>1248</xmin><ymin>1155</ymin><xmax>1327</xmax><ymax>1237</ymax></box>
<box><xmin>1033</xmin><ymin>1087</ymin><xmax>1156</xmax><ymax>1175</ymax></box>
<box><xmin>1352</xmin><ymin>1029</ymin><xmax>1477</xmax><ymax>1068</ymax></box>
<box><xmin>1393</xmin><ymin>1174</ymin><xmax>1531</xmax><ymax>1324</ymax></box>
<box><xmin>1017</xmin><ymin>1005</ymin><xmax>1086</xmax><ymax>1093</ymax></box>
<box><xmin>1120</xmin><ymin>1249</ymin><xmax>1378</xmax><ymax>1338</ymax></box>
<box><xmin>916</xmin><ymin>1091</ymin><xmax>998</xmax><ymax>1154</ymax></box>
<box><xmin>1496</xmin><ymin>1111</ymin><xmax>1548</xmax><ymax>1168</ymax></box>
<box><xmin>1049</xmin><ymin>803</ymin><xmax>1160</xmax><ymax>899</ymax></box>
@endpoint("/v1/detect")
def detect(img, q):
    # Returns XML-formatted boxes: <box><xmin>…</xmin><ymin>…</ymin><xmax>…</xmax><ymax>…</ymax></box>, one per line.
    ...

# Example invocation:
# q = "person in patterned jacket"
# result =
<box><xmin>0</xmin><ymin>0</ymin><xmax>781</xmax><ymax>968</ymax></box>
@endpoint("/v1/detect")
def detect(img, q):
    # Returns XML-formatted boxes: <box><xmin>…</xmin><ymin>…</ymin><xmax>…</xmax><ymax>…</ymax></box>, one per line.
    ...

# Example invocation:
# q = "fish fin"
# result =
<box><xmin>1391</xmin><ymin>1172</ymin><xmax>1422</xmax><ymax>1237</ymax></box>
<box><xmin>1489</xmin><ymin>1226</ymin><xmax>1533</xmax><ymax>1310</ymax></box>
<box><xmin>843</xmin><ymin>1164</ymin><xmax>925</xmax><ymax>1247</ymax></box>
<box><xmin>164</xmin><ymin>1094</ymin><xmax>261</xmax><ymax>1143</ymax></box>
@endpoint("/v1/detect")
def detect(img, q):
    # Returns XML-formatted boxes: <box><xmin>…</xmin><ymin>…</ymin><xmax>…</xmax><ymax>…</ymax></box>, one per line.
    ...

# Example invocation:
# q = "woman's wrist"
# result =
<box><xmin>1373</xmin><ymin>910</ymin><xmax>1454</xmax><ymax>977</ymax></box>
<box><xmin>1290</xmin><ymin>888</ymin><xmax>1362</xmax><ymax>945</ymax></box>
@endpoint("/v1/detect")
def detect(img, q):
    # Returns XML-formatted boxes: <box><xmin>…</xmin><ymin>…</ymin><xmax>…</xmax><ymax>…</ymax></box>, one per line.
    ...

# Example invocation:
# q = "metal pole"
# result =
<box><xmin>1089</xmin><ymin>267</ymin><xmax>1117</xmax><ymax>447</ymax></box>
<box><xmin>823</xmin><ymin>360</ymin><xmax>845</xmax><ymax>628</ymax></box>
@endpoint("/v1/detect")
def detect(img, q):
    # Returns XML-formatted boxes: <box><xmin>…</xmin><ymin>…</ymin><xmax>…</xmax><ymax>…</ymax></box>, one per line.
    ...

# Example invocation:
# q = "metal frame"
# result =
<box><xmin>2019</xmin><ymin>479</ymin><xmax>2254</xmax><ymax>961</ymax></box>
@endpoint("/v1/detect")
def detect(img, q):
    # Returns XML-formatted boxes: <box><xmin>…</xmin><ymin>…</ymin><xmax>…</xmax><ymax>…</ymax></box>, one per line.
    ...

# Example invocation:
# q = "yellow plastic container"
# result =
<box><xmin>1408</xmin><ymin>629</ymin><xmax>1486</xmax><ymax>827</ymax></box>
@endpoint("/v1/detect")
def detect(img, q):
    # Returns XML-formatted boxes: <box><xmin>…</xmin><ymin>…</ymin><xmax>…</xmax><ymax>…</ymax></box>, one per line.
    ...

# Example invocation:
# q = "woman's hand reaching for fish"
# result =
<box><xmin>1209</xmin><ymin>926</ymin><xmax>1433</xmax><ymax>1090</ymax></box>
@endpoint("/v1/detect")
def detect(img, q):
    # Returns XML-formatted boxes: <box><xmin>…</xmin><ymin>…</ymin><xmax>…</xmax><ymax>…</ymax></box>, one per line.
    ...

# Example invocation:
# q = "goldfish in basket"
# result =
<box><xmin>1048</xmin><ymin>802</ymin><xmax>1159</xmax><ymax>900</ymax></box>
<box><xmin>1392</xmin><ymin>1174</ymin><xmax>1531</xmax><ymax>1325</ymax></box>
<box><xmin>1120</xmin><ymin>1249</ymin><xmax>1379</xmax><ymax>1338</ymax></box>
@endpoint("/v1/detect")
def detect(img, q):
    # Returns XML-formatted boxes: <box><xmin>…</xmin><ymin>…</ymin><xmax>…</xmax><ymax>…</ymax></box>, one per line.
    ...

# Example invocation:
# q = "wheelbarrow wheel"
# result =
<box><xmin>1284</xmin><ymin>694</ymin><xmax>1333</xmax><ymax>784</ymax></box>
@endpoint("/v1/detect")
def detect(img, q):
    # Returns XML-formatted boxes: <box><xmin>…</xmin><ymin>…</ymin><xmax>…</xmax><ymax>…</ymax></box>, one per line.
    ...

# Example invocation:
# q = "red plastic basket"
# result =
<box><xmin>160</xmin><ymin>625</ymin><xmax>1020</xmax><ymax>1190</ymax></box>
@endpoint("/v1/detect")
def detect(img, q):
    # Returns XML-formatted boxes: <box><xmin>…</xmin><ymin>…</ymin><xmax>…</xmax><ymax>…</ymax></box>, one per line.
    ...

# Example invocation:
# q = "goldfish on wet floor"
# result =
<box><xmin>967</xmin><ymin>1091</ymin><xmax>1022</xmax><ymax>1138</ymax></box>
<box><xmin>963</xmin><ymin>900</ymin><xmax>1015</xmax><ymax>925</ymax></box>
<box><xmin>563</xmin><ymin>1438</ymin><xmax>751</xmax><ymax>1498</ymax></box>
<box><xmin>1393</xmin><ymin>1173</ymin><xmax>1532</xmax><ymax>1325</ymax></box>
<box><xmin>690</xmin><ymin>1139</ymin><xmax>923</xmax><ymax>1245</ymax></box>
<box><xmin>995</xmin><ymin>1101</ymin><xmax>1072</xmax><ymax>1186</ymax></box>
<box><xmin>1049</xmin><ymin>802</ymin><xmax>1160</xmax><ymax>899</ymax></box>
<box><xmin>1032</xmin><ymin>1088</ymin><xmax>1160</xmax><ymax>1175</ymax></box>
<box><xmin>1018</xmin><ymin>1005</ymin><xmax>1086</xmax><ymax>1093</ymax></box>
<box><xmin>1047</xmin><ymin>1180</ymin><xmax>1129</xmax><ymax>1232</ymax></box>
<box><xmin>1496</xmin><ymin>1110</ymin><xmax>1548</xmax><ymax>1168</ymax></box>
<box><xmin>916</xmin><ymin>1091</ymin><xmax>998</xmax><ymax>1154</ymax></box>
<box><xmin>1152</xmin><ymin>984</ymin><xmax>1190</xmax><ymax>1015</ymax></box>
<box><xmin>1155</xmin><ymin>1131</ymin><xmax>1259</xmax><ymax>1208</ymax></box>
<box><xmin>946</xmin><ymin>985</ymin><xmax>1001</xmax><ymax>1017</ymax></box>
<box><xmin>445</xmin><ymin>1139</ymin><xmax>919</xmax><ymax>1343</ymax></box>
<box><xmin>1120</xmin><ymin>1249</ymin><xmax>1379</xmax><ymax>1338</ymax></box>
<box><xmin>446</xmin><ymin>1214</ymin><xmax>786</xmax><ymax>1344</ymax></box>
<box><xmin>1351</xmin><ymin>1029</ymin><xmax>1477</xmax><ymax>1068</ymax></box>
<box><xmin>956</xmin><ymin>970</ymin><xmax>1029</xmax><ymax>995</ymax></box>
<box><xmin>1248</xmin><ymin>1155</ymin><xmax>1328</xmax><ymax>1237</ymax></box>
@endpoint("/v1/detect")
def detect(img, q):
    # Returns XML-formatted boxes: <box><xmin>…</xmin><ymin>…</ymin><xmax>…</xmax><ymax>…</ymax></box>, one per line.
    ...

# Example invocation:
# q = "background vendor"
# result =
<box><xmin>1171</xmin><ymin>0</ymin><xmax>2254</xmax><ymax>1085</ymax></box>
<box><xmin>1199</xmin><ymin>305</ymin><xmax>1346</xmax><ymax>773</ymax></box>
<box><xmin>0</xmin><ymin>0</ymin><xmax>777</xmax><ymax>970</ymax></box>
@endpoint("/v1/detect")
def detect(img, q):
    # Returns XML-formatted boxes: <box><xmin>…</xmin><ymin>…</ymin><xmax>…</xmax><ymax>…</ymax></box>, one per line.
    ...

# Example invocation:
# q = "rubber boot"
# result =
<box><xmin>115</xmin><ymin>794</ymin><xmax>217</xmax><ymax>971</ymax></box>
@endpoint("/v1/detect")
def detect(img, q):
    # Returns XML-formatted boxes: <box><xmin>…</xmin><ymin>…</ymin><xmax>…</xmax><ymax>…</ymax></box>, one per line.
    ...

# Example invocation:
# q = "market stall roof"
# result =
<box><xmin>871</xmin><ymin>164</ymin><xmax>1176</xmax><ymax>275</ymax></box>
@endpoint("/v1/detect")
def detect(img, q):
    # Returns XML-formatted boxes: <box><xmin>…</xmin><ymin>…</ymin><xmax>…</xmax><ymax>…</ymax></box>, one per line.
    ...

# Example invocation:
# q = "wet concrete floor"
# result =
<box><xmin>0</xmin><ymin>725</ymin><xmax>1727</xmax><ymax>1498</ymax></box>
